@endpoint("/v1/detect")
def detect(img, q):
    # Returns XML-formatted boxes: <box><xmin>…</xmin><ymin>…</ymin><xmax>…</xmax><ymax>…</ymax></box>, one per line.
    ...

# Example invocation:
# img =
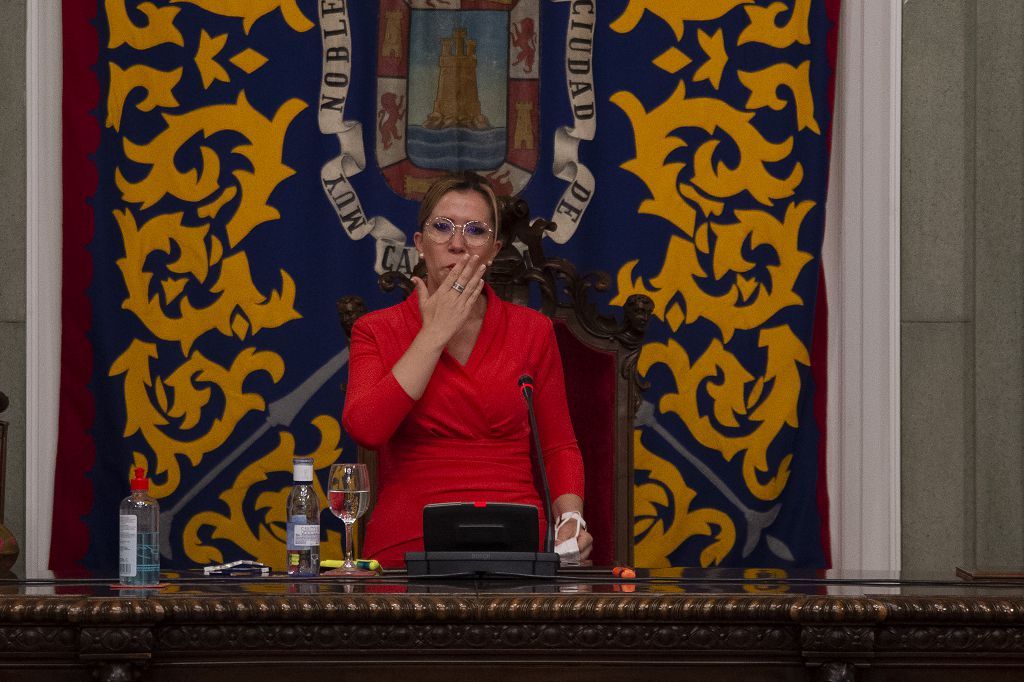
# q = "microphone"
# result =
<box><xmin>519</xmin><ymin>374</ymin><xmax>554</xmax><ymax>554</ymax></box>
<box><xmin>518</xmin><ymin>374</ymin><xmax>534</xmax><ymax>399</ymax></box>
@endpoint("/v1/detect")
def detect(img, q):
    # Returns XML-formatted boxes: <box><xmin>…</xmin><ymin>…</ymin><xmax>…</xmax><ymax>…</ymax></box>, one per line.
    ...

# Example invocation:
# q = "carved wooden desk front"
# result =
<box><xmin>1</xmin><ymin>569</ymin><xmax>1022</xmax><ymax>681</ymax></box>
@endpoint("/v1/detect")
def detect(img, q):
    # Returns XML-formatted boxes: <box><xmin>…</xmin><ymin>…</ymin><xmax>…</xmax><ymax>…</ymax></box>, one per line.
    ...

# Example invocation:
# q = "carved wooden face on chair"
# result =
<box><xmin>414</xmin><ymin>189</ymin><xmax>503</xmax><ymax>294</ymax></box>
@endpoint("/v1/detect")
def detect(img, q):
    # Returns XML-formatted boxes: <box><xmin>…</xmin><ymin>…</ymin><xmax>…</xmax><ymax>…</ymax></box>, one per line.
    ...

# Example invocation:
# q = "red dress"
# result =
<box><xmin>342</xmin><ymin>285</ymin><xmax>585</xmax><ymax>568</ymax></box>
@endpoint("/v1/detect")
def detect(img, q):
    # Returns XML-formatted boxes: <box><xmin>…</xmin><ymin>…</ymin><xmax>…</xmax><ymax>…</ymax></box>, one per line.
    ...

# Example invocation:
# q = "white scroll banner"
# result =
<box><xmin>549</xmin><ymin>0</ymin><xmax>597</xmax><ymax>244</ymax></box>
<box><xmin>319</xmin><ymin>0</ymin><xmax>413</xmax><ymax>274</ymax></box>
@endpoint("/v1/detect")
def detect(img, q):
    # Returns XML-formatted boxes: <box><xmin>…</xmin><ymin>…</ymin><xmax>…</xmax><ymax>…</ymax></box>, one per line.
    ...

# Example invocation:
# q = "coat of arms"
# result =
<box><xmin>376</xmin><ymin>0</ymin><xmax>540</xmax><ymax>199</ymax></box>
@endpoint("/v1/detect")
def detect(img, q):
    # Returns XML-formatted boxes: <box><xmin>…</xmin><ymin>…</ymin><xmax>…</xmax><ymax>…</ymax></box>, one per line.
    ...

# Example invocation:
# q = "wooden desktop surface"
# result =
<box><xmin>1</xmin><ymin>568</ymin><xmax>1023</xmax><ymax>681</ymax></box>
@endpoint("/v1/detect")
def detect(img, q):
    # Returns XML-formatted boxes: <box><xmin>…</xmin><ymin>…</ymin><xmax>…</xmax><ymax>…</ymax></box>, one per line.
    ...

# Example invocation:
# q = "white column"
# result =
<box><xmin>823</xmin><ymin>0</ymin><xmax>902</xmax><ymax>573</ymax></box>
<box><xmin>25</xmin><ymin>0</ymin><xmax>62</xmax><ymax>579</ymax></box>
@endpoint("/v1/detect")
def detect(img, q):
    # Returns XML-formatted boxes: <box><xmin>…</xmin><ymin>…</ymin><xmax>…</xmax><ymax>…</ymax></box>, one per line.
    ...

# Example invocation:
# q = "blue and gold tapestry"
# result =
<box><xmin>54</xmin><ymin>0</ymin><xmax>838</xmax><ymax>572</ymax></box>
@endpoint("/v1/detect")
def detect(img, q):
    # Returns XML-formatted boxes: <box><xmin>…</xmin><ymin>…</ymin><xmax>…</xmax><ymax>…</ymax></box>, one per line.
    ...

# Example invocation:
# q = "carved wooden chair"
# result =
<box><xmin>337</xmin><ymin>198</ymin><xmax>652</xmax><ymax>566</ymax></box>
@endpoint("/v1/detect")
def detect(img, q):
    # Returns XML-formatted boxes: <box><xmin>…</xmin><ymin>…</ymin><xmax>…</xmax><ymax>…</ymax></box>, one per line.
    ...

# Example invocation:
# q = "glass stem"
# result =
<box><xmin>344</xmin><ymin>519</ymin><xmax>355</xmax><ymax>567</ymax></box>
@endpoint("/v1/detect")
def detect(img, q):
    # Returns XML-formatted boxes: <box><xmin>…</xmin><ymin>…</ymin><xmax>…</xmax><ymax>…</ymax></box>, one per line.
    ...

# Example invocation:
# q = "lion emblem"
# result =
<box><xmin>377</xmin><ymin>92</ymin><xmax>405</xmax><ymax>150</ymax></box>
<box><xmin>511</xmin><ymin>17</ymin><xmax>537</xmax><ymax>73</ymax></box>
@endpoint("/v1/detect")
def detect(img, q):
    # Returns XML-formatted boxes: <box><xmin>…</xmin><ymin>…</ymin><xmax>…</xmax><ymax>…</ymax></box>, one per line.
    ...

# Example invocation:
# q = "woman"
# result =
<box><xmin>342</xmin><ymin>172</ymin><xmax>593</xmax><ymax>567</ymax></box>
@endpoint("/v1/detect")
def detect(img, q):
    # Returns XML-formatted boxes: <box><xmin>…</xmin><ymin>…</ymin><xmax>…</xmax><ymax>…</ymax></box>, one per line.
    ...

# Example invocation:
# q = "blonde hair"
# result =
<box><xmin>417</xmin><ymin>172</ymin><xmax>502</xmax><ymax>242</ymax></box>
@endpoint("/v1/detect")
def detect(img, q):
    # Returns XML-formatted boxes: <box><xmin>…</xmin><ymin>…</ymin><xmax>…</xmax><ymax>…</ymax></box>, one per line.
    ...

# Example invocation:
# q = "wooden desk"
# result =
<box><xmin>1</xmin><ymin>569</ymin><xmax>1022</xmax><ymax>681</ymax></box>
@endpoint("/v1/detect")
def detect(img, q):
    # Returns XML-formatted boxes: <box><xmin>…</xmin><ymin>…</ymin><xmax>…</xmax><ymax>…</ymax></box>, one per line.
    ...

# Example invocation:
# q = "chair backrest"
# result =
<box><xmin>337</xmin><ymin>197</ymin><xmax>652</xmax><ymax>566</ymax></box>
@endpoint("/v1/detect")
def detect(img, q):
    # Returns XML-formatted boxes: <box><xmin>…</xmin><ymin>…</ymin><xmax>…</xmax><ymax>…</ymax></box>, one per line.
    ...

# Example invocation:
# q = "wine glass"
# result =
<box><xmin>327</xmin><ymin>462</ymin><xmax>371</xmax><ymax>574</ymax></box>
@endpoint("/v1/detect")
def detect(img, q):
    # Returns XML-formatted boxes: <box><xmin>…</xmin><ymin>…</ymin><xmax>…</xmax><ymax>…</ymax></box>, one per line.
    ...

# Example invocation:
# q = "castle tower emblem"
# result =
<box><xmin>424</xmin><ymin>28</ymin><xmax>490</xmax><ymax>130</ymax></box>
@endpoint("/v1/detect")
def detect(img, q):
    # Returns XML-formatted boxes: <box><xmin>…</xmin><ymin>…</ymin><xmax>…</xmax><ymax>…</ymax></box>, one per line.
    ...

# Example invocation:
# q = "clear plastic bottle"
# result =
<box><xmin>119</xmin><ymin>468</ymin><xmax>160</xmax><ymax>586</ymax></box>
<box><xmin>286</xmin><ymin>456</ymin><xmax>321</xmax><ymax>576</ymax></box>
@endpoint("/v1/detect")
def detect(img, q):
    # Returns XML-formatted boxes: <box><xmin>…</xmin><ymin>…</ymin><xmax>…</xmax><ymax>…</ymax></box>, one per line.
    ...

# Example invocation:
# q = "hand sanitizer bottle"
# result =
<box><xmin>119</xmin><ymin>468</ymin><xmax>160</xmax><ymax>586</ymax></box>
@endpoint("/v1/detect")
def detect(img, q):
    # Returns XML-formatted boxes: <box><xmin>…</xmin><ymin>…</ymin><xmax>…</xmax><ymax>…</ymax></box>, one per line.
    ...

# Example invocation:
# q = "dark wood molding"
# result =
<box><xmin>1</xmin><ymin>588</ymin><xmax>1024</xmax><ymax>679</ymax></box>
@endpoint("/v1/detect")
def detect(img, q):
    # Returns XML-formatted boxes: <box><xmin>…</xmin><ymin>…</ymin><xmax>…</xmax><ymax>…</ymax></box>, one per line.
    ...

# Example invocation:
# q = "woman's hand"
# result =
<box><xmin>389</xmin><ymin>254</ymin><xmax>487</xmax><ymax>401</ymax></box>
<box><xmin>555</xmin><ymin>517</ymin><xmax>593</xmax><ymax>561</ymax></box>
<box><xmin>412</xmin><ymin>253</ymin><xmax>487</xmax><ymax>349</ymax></box>
<box><xmin>552</xmin><ymin>495</ymin><xmax>592</xmax><ymax>562</ymax></box>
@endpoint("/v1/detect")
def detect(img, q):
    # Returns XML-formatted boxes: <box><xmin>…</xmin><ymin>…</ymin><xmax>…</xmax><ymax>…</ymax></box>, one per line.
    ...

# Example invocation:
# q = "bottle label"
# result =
<box><xmin>119</xmin><ymin>514</ymin><xmax>138</xmax><ymax>577</ymax></box>
<box><xmin>287</xmin><ymin>520</ymin><xmax>320</xmax><ymax>548</ymax></box>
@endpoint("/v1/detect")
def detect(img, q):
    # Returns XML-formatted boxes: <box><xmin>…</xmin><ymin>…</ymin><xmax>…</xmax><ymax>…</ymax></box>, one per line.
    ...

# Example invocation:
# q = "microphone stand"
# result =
<box><xmin>521</xmin><ymin>380</ymin><xmax>555</xmax><ymax>554</ymax></box>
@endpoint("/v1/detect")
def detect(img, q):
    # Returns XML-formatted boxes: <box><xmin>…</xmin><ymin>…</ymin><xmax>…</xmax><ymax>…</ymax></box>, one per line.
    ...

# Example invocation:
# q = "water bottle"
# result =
<box><xmin>119</xmin><ymin>467</ymin><xmax>160</xmax><ymax>586</ymax></box>
<box><xmin>286</xmin><ymin>456</ymin><xmax>321</xmax><ymax>576</ymax></box>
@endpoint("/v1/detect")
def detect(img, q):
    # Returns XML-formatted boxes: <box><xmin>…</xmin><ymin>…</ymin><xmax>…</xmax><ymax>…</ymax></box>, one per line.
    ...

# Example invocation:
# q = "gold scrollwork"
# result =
<box><xmin>613</xmin><ymin>203</ymin><xmax>815</xmax><ymax>340</ymax></box>
<box><xmin>612</xmin><ymin>1</ymin><xmax>824</xmax><ymax>563</ymax></box>
<box><xmin>106</xmin><ymin>0</ymin><xmax>184</xmax><ymax>50</ymax></box>
<box><xmin>112</xmin><ymin>339</ymin><xmax>285</xmax><ymax>498</ymax></box>
<box><xmin>114</xmin><ymin>208</ymin><xmax>300</xmax><ymax>354</ymax></box>
<box><xmin>171</xmin><ymin>0</ymin><xmax>314</xmax><ymax>35</ymax></box>
<box><xmin>182</xmin><ymin>416</ymin><xmax>343</xmax><ymax>569</ymax></box>
<box><xmin>613</xmin><ymin>82</ymin><xmax>803</xmax><ymax>220</ymax></box>
<box><xmin>195</xmin><ymin>30</ymin><xmax>231</xmax><ymax>89</ymax></box>
<box><xmin>739</xmin><ymin>61</ymin><xmax>820</xmax><ymax>133</ymax></box>
<box><xmin>634</xmin><ymin>431</ymin><xmax>737</xmax><ymax>567</ymax></box>
<box><xmin>107</xmin><ymin>63</ymin><xmax>182</xmax><ymax>131</ymax></box>
<box><xmin>103</xmin><ymin>0</ymin><xmax>323</xmax><ymax>568</ymax></box>
<box><xmin>611</xmin><ymin>0</ymin><xmax>754</xmax><ymax>41</ymax></box>
<box><xmin>739</xmin><ymin>0</ymin><xmax>812</xmax><ymax>49</ymax></box>
<box><xmin>115</xmin><ymin>93</ymin><xmax>307</xmax><ymax>248</ymax></box>
<box><xmin>639</xmin><ymin>327</ymin><xmax>809</xmax><ymax>502</ymax></box>
<box><xmin>693</xmin><ymin>29</ymin><xmax>728</xmax><ymax>89</ymax></box>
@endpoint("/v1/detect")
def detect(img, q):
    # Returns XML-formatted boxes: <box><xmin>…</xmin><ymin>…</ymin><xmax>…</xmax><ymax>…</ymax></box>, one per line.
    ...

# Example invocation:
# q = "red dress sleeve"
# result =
<box><xmin>341</xmin><ymin>315</ymin><xmax>416</xmax><ymax>450</ymax></box>
<box><xmin>533</xmin><ymin>317</ymin><xmax>585</xmax><ymax>501</ymax></box>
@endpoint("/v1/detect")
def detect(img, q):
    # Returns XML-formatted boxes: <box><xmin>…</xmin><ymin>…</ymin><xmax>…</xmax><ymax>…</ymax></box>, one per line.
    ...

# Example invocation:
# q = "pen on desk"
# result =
<box><xmin>320</xmin><ymin>559</ymin><xmax>381</xmax><ymax>571</ymax></box>
<box><xmin>203</xmin><ymin>560</ymin><xmax>270</xmax><ymax>576</ymax></box>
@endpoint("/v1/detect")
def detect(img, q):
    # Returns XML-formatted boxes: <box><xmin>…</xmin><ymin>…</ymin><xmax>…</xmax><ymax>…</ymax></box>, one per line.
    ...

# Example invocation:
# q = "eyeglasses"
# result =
<box><xmin>423</xmin><ymin>216</ymin><xmax>494</xmax><ymax>247</ymax></box>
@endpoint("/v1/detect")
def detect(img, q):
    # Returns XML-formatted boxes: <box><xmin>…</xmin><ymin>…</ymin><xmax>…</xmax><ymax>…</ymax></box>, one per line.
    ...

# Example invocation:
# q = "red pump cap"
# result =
<box><xmin>130</xmin><ymin>467</ymin><xmax>149</xmax><ymax>491</ymax></box>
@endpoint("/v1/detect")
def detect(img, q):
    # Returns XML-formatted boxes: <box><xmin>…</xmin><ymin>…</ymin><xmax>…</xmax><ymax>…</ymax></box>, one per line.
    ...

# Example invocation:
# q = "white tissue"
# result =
<box><xmin>555</xmin><ymin>537</ymin><xmax>581</xmax><ymax>565</ymax></box>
